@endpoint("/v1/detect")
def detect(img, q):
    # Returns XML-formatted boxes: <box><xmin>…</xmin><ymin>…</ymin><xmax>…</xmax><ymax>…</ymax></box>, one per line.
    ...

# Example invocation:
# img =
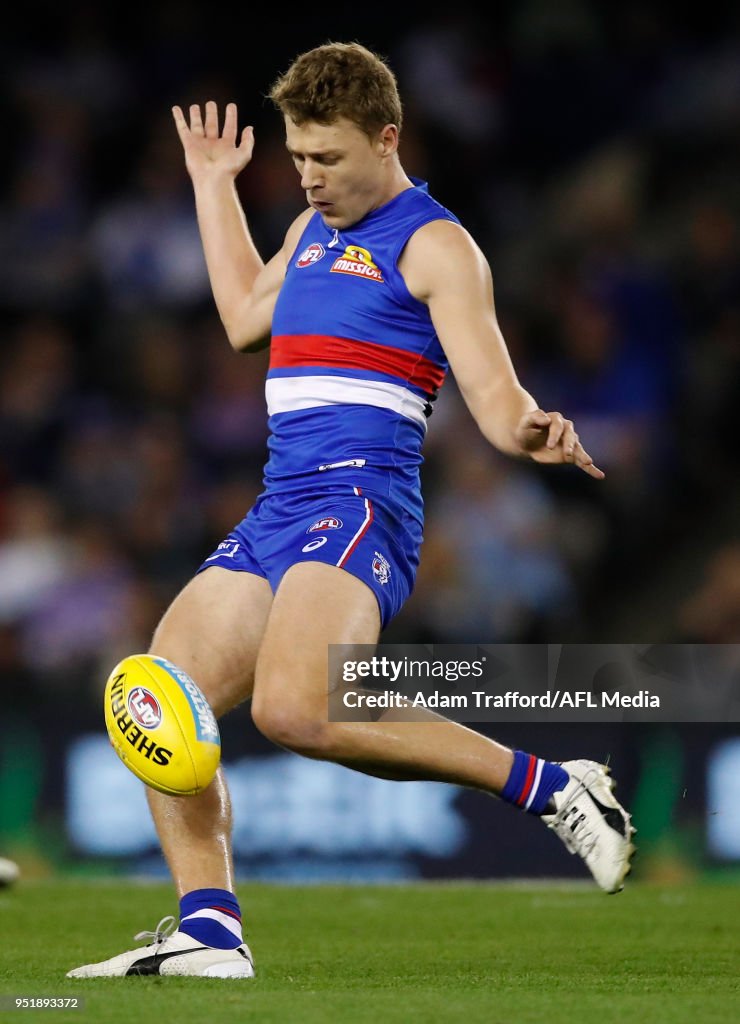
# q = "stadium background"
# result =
<box><xmin>1</xmin><ymin>3</ymin><xmax>739</xmax><ymax>886</ymax></box>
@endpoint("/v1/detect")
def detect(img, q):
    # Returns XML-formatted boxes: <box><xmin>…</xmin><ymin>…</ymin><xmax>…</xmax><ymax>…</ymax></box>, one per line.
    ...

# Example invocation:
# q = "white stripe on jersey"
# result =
<box><xmin>265</xmin><ymin>374</ymin><xmax>428</xmax><ymax>429</ymax></box>
<box><xmin>180</xmin><ymin>908</ymin><xmax>243</xmax><ymax>941</ymax></box>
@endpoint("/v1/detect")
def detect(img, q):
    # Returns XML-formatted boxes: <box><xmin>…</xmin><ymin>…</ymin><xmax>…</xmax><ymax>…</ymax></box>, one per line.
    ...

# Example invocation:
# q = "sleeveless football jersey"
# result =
<box><xmin>265</xmin><ymin>179</ymin><xmax>459</xmax><ymax>525</ymax></box>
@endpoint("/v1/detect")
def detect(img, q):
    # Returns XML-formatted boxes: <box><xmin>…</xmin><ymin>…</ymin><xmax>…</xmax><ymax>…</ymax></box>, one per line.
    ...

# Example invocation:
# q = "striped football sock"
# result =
<box><xmin>500</xmin><ymin>751</ymin><xmax>569</xmax><ymax>815</ymax></box>
<box><xmin>178</xmin><ymin>888</ymin><xmax>243</xmax><ymax>950</ymax></box>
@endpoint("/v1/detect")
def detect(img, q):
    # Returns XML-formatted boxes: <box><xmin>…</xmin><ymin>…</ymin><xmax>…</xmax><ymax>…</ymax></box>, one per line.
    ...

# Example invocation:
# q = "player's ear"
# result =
<box><xmin>377</xmin><ymin>124</ymin><xmax>398</xmax><ymax>158</ymax></box>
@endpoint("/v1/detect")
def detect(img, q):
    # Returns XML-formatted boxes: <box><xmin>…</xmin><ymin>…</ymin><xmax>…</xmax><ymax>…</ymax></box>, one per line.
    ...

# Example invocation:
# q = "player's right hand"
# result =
<box><xmin>172</xmin><ymin>101</ymin><xmax>254</xmax><ymax>181</ymax></box>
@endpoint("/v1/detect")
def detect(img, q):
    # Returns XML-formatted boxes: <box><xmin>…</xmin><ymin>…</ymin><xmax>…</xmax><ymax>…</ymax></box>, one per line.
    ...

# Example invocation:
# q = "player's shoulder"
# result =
<box><xmin>404</xmin><ymin>218</ymin><xmax>483</xmax><ymax>269</ymax></box>
<box><xmin>398</xmin><ymin>183</ymin><xmax>471</xmax><ymax>249</ymax></box>
<box><xmin>411</xmin><ymin>217</ymin><xmax>472</xmax><ymax>245</ymax></box>
<box><xmin>400</xmin><ymin>219</ymin><xmax>487</xmax><ymax>302</ymax></box>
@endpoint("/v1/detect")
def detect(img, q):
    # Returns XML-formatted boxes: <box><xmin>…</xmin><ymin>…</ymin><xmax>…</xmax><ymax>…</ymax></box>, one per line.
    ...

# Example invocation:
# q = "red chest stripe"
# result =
<box><xmin>270</xmin><ymin>334</ymin><xmax>446</xmax><ymax>395</ymax></box>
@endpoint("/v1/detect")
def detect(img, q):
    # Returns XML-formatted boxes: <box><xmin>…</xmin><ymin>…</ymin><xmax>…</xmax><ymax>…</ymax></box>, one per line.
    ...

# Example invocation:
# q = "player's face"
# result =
<box><xmin>285</xmin><ymin>117</ymin><xmax>396</xmax><ymax>229</ymax></box>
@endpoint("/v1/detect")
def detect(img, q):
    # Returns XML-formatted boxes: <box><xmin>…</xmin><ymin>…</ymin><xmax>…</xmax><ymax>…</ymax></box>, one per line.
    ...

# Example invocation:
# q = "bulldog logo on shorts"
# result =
<box><xmin>372</xmin><ymin>551</ymin><xmax>391</xmax><ymax>585</ymax></box>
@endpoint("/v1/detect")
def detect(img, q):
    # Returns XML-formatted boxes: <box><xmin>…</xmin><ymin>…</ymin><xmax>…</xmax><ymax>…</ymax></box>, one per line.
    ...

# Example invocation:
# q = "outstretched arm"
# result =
<box><xmin>172</xmin><ymin>101</ymin><xmax>308</xmax><ymax>352</ymax></box>
<box><xmin>400</xmin><ymin>220</ymin><xmax>605</xmax><ymax>479</ymax></box>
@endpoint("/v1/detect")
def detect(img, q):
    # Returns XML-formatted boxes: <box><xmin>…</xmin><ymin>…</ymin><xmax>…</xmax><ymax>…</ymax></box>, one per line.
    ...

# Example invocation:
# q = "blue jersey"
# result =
<box><xmin>264</xmin><ymin>179</ymin><xmax>460</xmax><ymax>526</ymax></box>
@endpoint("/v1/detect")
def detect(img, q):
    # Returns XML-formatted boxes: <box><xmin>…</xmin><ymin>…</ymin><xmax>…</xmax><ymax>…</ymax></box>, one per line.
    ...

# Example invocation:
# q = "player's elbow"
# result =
<box><xmin>222</xmin><ymin>313</ymin><xmax>270</xmax><ymax>353</ymax></box>
<box><xmin>220</xmin><ymin>297</ymin><xmax>271</xmax><ymax>353</ymax></box>
<box><xmin>226</xmin><ymin>329</ymin><xmax>270</xmax><ymax>354</ymax></box>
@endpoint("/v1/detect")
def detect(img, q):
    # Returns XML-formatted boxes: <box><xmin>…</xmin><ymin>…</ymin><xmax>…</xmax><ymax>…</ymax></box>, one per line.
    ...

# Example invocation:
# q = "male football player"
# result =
<box><xmin>69</xmin><ymin>43</ymin><xmax>633</xmax><ymax>980</ymax></box>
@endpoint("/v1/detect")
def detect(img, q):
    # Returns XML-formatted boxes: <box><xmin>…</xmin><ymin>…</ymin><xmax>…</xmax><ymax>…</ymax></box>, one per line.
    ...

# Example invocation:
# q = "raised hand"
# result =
<box><xmin>514</xmin><ymin>409</ymin><xmax>605</xmax><ymax>479</ymax></box>
<box><xmin>172</xmin><ymin>101</ymin><xmax>254</xmax><ymax>182</ymax></box>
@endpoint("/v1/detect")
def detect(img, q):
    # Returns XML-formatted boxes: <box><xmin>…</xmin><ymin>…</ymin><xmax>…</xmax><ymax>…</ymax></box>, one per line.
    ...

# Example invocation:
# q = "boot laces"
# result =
<box><xmin>134</xmin><ymin>915</ymin><xmax>176</xmax><ymax>948</ymax></box>
<box><xmin>548</xmin><ymin>772</ymin><xmax>600</xmax><ymax>857</ymax></box>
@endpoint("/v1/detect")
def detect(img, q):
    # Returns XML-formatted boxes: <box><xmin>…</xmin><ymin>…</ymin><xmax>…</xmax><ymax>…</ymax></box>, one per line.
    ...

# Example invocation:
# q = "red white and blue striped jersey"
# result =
<box><xmin>265</xmin><ymin>179</ymin><xmax>459</xmax><ymax>524</ymax></box>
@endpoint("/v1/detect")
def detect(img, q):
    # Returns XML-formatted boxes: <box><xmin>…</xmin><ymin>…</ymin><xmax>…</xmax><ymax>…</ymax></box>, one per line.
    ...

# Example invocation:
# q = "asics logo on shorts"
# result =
<box><xmin>302</xmin><ymin>536</ymin><xmax>328</xmax><ymax>553</ymax></box>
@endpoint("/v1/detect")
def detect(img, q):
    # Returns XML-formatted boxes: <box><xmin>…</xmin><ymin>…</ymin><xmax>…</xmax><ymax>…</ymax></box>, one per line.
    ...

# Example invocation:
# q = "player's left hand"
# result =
<box><xmin>514</xmin><ymin>410</ymin><xmax>605</xmax><ymax>479</ymax></box>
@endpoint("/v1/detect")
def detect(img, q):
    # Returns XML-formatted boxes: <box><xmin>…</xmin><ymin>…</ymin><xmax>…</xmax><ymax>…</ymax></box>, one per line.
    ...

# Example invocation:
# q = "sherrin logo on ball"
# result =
<box><xmin>104</xmin><ymin>654</ymin><xmax>221</xmax><ymax>796</ymax></box>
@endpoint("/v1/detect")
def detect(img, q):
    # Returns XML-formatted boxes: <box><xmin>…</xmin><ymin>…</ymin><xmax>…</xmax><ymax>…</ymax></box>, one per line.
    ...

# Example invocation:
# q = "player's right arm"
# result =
<box><xmin>172</xmin><ymin>100</ymin><xmax>309</xmax><ymax>352</ymax></box>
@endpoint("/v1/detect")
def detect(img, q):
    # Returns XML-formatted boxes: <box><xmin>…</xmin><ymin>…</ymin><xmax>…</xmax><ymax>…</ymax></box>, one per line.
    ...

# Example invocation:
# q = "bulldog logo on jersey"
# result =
<box><xmin>330</xmin><ymin>245</ymin><xmax>384</xmax><ymax>283</ymax></box>
<box><xmin>296</xmin><ymin>242</ymin><xmax>326</xmax><ymax>268</ymax></box>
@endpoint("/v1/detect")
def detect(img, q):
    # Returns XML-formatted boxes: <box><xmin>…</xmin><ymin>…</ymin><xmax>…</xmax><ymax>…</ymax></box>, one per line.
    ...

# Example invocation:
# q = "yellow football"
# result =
<box><xmin>103</xmin><ymin>654</ymin><xmax>221</xmax><ymax>796</ymax></box>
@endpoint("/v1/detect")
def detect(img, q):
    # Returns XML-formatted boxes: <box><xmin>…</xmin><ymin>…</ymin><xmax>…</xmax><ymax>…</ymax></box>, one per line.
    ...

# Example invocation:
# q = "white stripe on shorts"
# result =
<box><xmin>337</xmin><ymin>493</ymin><xmax>373</xmax><ymax>567</ymax></box>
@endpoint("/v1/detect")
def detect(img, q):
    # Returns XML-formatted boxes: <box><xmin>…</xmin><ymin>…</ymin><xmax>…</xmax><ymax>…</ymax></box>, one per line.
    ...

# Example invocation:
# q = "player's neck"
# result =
<box><xmin>370</xmin><ymin>161</ymin><xmax>415</xmax><ymax>213</ymax></box>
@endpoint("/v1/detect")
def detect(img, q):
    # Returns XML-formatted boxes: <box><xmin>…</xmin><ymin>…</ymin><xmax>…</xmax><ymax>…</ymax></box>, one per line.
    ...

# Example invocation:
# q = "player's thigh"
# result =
<box><xmin>150</xmin><ymin>566</ymin><xmax>273</xmax><ymax>717</ymax></box>
<box><xmin>251</xmin><ymin>561</ymin><xmax>380</xmax><ymax>731</ymax></box>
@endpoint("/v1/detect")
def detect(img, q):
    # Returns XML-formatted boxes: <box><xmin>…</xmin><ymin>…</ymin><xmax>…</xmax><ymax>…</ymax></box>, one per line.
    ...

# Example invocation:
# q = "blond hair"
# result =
<box><xmin>269</xmin><ymin>42</ymin><xmax>403</xmax><ymax>138</ymax></box>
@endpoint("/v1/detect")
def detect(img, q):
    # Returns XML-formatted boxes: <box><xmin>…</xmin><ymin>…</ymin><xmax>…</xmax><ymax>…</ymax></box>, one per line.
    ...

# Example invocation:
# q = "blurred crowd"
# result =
<box><xmin>1</xmin><ymin>3</ymin><xmax>739</xmax><ymax>702</ymax></box>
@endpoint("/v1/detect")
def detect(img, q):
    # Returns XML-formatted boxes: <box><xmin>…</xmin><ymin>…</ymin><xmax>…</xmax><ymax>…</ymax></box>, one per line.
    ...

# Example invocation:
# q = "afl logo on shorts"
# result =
<box><xmin>296</xmin><ymin>242</ymin><xmax>325</xmax><ymax>268</ymax></box>
<box><xmin>127</xmin><ymin>687</ymin><xmax>163</xmax><ymax>729</ymax></box>
<box><xmin>307</xmin><ymin>517</ymin><xmax>343</xmax><ymax>533</ymax></box>
<box><xmin>372</xmin><ymin>551</ymin><xmax>391</xmax><ymax>585</ymax></box>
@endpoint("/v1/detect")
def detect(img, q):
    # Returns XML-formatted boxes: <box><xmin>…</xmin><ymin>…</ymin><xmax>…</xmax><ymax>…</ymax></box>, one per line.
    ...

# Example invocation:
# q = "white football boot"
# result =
<box><xmin>542</xmin><ymin>759</ymin><xmax>636</xmax><ymax>893</ymax></box>
<box><xmin>67</xmin><ymin>916</ymin><xmax>255</xmax><ymax>979</ymax></box>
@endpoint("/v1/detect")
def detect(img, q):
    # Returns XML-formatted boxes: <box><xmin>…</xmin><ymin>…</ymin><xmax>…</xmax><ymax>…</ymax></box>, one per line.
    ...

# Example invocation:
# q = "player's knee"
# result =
<box><xmin>251</xmin><ymin>699</ymin><xmax>331</xmax><ymax>757</ymax></box>
<box><xmin>146</xmin><ymin>641</ymin><xmax>248</xmax><ymax>720</ymax></box>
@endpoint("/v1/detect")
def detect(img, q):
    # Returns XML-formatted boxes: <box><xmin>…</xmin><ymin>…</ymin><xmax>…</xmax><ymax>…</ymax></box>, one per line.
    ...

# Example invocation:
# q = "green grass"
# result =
<box><xmin>1</xmin><ymin>879</ymin><xmax>739</xmax><ymax>1023</ymax></box>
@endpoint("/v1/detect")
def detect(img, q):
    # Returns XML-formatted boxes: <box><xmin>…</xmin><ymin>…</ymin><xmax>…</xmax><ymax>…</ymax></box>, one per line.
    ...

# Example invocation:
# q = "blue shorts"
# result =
<box><xmin>196</xmin><ymin>487</ymin><xmax>421</xmax><ymax>629</ymax></box>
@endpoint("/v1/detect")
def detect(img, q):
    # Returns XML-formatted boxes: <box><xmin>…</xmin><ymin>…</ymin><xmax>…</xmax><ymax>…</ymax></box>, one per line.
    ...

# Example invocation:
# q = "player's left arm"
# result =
<box><xmin>400</xmin><ymin>220</ymin><xmax>604</xmax><ymax>479</ymax></box>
